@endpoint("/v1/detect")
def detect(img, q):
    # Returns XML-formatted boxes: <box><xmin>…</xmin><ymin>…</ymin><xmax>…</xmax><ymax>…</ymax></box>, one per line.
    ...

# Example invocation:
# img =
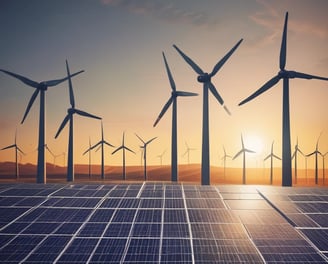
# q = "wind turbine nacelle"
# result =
<box><xmin>197</xmin><ymin>73</ymin><xmax>211</xmax><ymax>83</ymax></box>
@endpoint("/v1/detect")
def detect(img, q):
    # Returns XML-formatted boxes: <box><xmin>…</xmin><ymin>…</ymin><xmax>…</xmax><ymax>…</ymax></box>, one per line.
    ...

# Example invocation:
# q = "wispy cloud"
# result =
<box><xmin>100</xmin><ymin>0</ymin><xmax>219</xmax><ymax>28</ymax></box>
<box><xmin>249</xmin><ymin>0</ymin><xmax>328</xmax><ymax>47</ymax></box>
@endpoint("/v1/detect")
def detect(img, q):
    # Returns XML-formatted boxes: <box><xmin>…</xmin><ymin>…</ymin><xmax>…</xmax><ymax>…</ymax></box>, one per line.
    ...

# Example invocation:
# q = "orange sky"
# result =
<box><xmin>1</xmin><ymin>0</ymin><xmax>328</xmax><ymax>170</ymax></box>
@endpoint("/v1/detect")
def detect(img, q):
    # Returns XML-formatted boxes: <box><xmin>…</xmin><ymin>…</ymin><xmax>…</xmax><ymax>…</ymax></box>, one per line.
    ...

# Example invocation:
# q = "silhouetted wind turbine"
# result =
<box><xmin>221</xmin><ymin>145</ymin><xmax>231</xmax><ymax>180</ymax></box>
<box><xmin>45</xmin><ymin>144</ymin><xmax>56</xmax><ymax>167</ymax></box>
<box><xmin>153</xmin><ymin>52</ymin><xmax>197</xmax><ymax>182</ymax></box>
<box><xmin>307</xmin><ymin>133</ymin><xmax>322</xmax><ymax>185</ymax></box>
<box><xmin>112</xmin><ymin>133</ymin><xmax>135</xmax><ymax>180</ymax></box>
<box><xmin>55</xmin><ymin>60</ymin><xmax>101</xmax><ymax>182</ymax></box>
<box><xmin>83</xmin><ymin>122</ymin><xmax>114</xmax><ymax>179</ymax></box>
<box><xmin>1</xmin><ymin>130</ymin><xmax>24</xmax><ymax>179</ymax></box>
<box><xmin>157</xmin><ymin>150</ymin><xmax>166</xmax><ymax>166</ymax></box>
<box><xmin>233</xmin><ymin>134</ymin><xmax>255</xmax><ymax>184</ymax></box>
<box><xmin>182</xmin><ymin>142</ymin><xmax>196</xmax><ymax>164</ymax></box>
<box><xmin>238</xmin><ymin>12</ymin><xmax>328</xmax><ymax>187</ymax></box>
<box><xmin>135</xmin><ymin>134</ymin><xmax>157</xmax><ymax>180</ymax></box>
<box><xmin>291</xmin><ymin>137</ymin><xmax>304</xmax><ymax>184</ymax></box>
<box><xmin>174</xmin><ymin>39</ymin><xmax>242</xmax><ymax>185</ymax></box>
<box><xmin>321</xmin><ymin>151</ymin><xmax>327</xmax><ymax>184</ymax></box>
<box><xmin>264</xmin><ymin>141</ymin><xmax>281</xmax><ymax>185</ymax></box>
<box><xmin>0</xmin><ymin>67</ymin><xmax>83</xmax><ymax>183</ymax></box>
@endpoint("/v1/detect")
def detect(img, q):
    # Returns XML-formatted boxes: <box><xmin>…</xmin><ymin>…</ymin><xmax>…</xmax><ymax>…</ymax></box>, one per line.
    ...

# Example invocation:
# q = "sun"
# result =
<box><xmin>244</xmin><ymin>135</ymin><xmax>264</xmax><ymax>154</ymax></box>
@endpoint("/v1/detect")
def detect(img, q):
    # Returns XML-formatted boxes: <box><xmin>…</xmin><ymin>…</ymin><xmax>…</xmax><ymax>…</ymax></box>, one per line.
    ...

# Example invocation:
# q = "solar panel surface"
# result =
<box><xmin>0</xmin><ymin>183</ymin><xmax>327</xmax><ymax>263</ymax></box>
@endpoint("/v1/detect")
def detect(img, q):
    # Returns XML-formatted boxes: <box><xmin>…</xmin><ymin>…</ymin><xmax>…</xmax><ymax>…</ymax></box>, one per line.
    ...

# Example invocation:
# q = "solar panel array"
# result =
<box><xmin>0</xmin><ymin>183</ymin><xmax>327</xmax><ymax>263</ymax></box>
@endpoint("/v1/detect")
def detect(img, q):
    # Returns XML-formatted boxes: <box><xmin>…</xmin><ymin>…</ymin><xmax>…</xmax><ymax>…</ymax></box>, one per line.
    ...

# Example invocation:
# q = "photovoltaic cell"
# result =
<box><xmin>161</xmin><ymin>238</ymin><xmax>192</xmax><ymax>262</ymax></box>
<box><xmin>123</xmin><ymin>238</ymin><xmax>160</xmax><ymax>263</ymax></box>
<box><xmin>89</xmin><ymin>238</ymin><xmax>127</xmax><ymax>263</ymax></box>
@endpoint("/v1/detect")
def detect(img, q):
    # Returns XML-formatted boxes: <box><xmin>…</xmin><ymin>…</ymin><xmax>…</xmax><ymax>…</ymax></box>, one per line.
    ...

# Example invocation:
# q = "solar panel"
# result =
<box><xmin>0</xmin><ymin>183</ymin><xmax>327</xmax><ymax>263</ymax></box>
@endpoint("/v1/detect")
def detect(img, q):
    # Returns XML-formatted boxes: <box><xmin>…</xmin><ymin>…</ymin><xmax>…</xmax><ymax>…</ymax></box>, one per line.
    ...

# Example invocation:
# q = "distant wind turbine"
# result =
<box><xmin>238</xmin><ymin>12</ymin><xmax>328</xmax><ymax>187</ymax></box>
<box><xmin>182</xmin><ymin>142</ymin><xmax>196</xmax><ymax>164</ymax></box>
<box><xmin>221</xmin><ymin>145</ymin><xmax>231</xmax><ymax>180</ymax></box>
<box><xmin>112</xmin><ymin>133</ymin><xmax>135</xmax><ymax>180</ymax></box>
<box><xmin>153</xmin><ymin>52</ymin><xmax>197</xmax><ymax>182</ymax></box>
<box><xmin>173</xmin><ymin>39</ymin><xmax>243</xmax><ymax>185</ymax></box>
<box><xmin>157</xmin><ymin>150</ymin><xmax>166</xmax><ymax>166</ymax></box>
<box><xmin>83</xmin><ymin>122</ymin><xmax>114</xmax><ymax>179</ymax></box>
<box><xmin>307</xmin><ymin>133</ymin><xmax>322</xmax><ymax>185</ymax></box>
<box><xmin>1</xmin><ymin>130</ymin><xmax>24</xmax><ymax>179</ymax></box>
<box><xmin>55</xmin><ymin>60</ymin><xmax>101</xmax><ymax>182</ymax></box>
<box><xmin>321</xmin><ymin>152</ymin><xmax>327</xmax><ymax>185</ymax></box>
<box><xmin>233</xmin><ymin>134</ymin><xmax>256</xmax><ymax>184</ymax></box>
<box><xmin>45</xmin><ymin>144</ymin><xmax>56</xmax><ymax>167</ymax></box>
<box><xmin>264</xmin><ymin>141</ymin><xmax>281</xmax><ymax>185</ymax></box>
<box><xmin>0</xmin><ymin>67</ymin><xmax>83</xmax><ymax>183</ymax></box>
<box><xmin>135</xmin><ymin>134</ymin><xmax>157</xmax><ymax>180</ymax></box>
<box><xmin>291</xmin><ymin>137</ymin><xmax>304</xmax><ymax>184</ymax></box>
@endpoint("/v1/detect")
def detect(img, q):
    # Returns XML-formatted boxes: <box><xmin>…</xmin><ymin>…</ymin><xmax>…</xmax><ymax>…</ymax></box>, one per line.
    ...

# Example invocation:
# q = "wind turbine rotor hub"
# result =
<box><xmin>278</xmin><ymin>70</ymin><xmax>289</xmax><ymax>78</ymax></box>
<box><xmin>197</xmin><ymin>73</ymin><xmax>211</xmax><ymax>83</ymax></box>
<box><xmin>38</xmin><ymin>83</ymin><xmax>48</xmax><ymax>90</ymax></box>
<box><xmin>68</xmin><ymin>108</ymin><xmax>75</xmax><ymax>114</ymax></box>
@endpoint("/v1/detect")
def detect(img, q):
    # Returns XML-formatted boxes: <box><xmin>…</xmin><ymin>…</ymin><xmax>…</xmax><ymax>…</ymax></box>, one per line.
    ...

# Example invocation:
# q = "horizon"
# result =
<box><xmin>1</xmin><ymin>1</ymin><xmax>328</xmax><ymax>173</ymax></box>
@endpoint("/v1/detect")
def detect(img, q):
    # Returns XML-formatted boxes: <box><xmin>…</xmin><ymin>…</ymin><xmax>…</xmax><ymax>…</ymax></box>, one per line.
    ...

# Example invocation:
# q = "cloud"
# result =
<box><xmin>100</xmin><ymin>0</ymin><xmax>218</xmax><ymax>28</ymax></box>
<box><xmin>249</xmin><ymin>0</ymin><xmax>328</xmax><ymax>47</ymax></box>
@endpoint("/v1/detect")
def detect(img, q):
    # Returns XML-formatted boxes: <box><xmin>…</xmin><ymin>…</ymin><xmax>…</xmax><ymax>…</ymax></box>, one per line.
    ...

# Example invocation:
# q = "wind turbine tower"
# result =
<box><xmin>55</xmin><ymin>60</ymin><xmax>101</xmax><ymax>182</ymax></box>
<box><xmin>173</xmin><ymin>39</ymin><xmax>243</xmax><ymax>185</ymax></box>
<box><xmin>135</xmin><ymin>134</ymin><xmax>157</xmax><ymax>180</ymax></box>
<box><xmin>112</xmin><ymin>133</ymin><xmax>135</xmax><ymax>180</ymax></box>
<box><xmin>153</xmin><ymin>52</ymin><xmax>197</xmax><ymax>182</ymax></box>
<box><xmin>291</xmin><ymin>138</ymin><xmax>304</xmax><ymax>184</ymax></box>
<box><xmin>233</xmin><ymin>134</ymin><xmax>256</xmax><ymax>185</ymax></box>
<box><xmin>238</xmin><ymin>12</ymin><xmax>328</xmax><ymax>187</ymax></box>
<box><xmin>264</xmin><ymin>141</ymin><xmax>281</xmax><ymax>185</ymax></box>
<box><xmin>307</xmin><ymin>133</ymin><xmax>322</xmax><ymax>185</ymax></box>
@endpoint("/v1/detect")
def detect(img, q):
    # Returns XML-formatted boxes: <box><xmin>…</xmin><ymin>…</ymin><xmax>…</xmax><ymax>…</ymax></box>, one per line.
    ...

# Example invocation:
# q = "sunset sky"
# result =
<box><xmin>1</xmin><ymin>0</ymin><xmax>328</xmax><ymax>170</ymax></box>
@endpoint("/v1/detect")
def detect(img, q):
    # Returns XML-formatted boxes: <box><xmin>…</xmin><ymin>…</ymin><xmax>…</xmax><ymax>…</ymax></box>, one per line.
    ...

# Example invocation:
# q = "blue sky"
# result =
<box><xmin>1</xmin><ymin>0</ymin><xmax>328</xmax><ymax>169</ymax></box>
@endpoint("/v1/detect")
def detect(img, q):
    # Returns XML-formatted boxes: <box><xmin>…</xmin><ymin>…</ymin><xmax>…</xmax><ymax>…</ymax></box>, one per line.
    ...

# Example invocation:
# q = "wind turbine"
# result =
<box><xmin>173</xmin><ymin>39</ymin><xmax>243</xmax><ymax>185</ymax></box>
<box><xmin>307</xmin><ymin>133</ymin><xmax>322</xmax><ymax>185</ymax></box>
<box><xmin>135</xmin><ymin>134</ymin><xmax>157</xmax><ymax>180</ymax></box>
<box><xmin>112</xmin><ymin>133</ymin><xmax>135</xmax><ymax>180</ymax></box>
<box><xmin>233</xmin><ymin>134</ymin><xmax>256</xmax><ymax>184</ymax></box>
<box><xmin>182</xmin><ymin>142</ymin><xmax>196</xmax><ymax>164</ymax></box>
<box><xmin>1</xmin><ymin>130</ymin><xmax>24</xmax><ymax>179</ymax></box>
<box><xmin>157</xmin><ymin>150</ymin><xmax>166</xmax><ymax>166</ymax></box>
<box><xmin>238</xmin><ymin>12</ymin><xmax>328</xmax><ymax>187</ymax></box>
<box><xmin>321</xmin><ymin>152</ymin><xmax>327</xmax><ymax>184</ymax></box>
<box><xmin>221</xmin><ymin>145</ymin><xmax>231</xmax><ymax>180</ymax></box>
<box><xmin>0</xmin><ymin>67</ymin><xmax>83</xmax><ymax>183</ymax></box>
<box><xmin>153</xmin><ymin>52</ymin><xmax>197</xmax><ymax>182</ymax></box>
<box><xmin>291</xmin><ymin>137</ymin><xmax>304</xmax><ymax>184</ymax></box>
<box><xmin>55</xmin><ymin>60</ymin><xmax>101</xmax><ymax>182</ymax></box>
<box><xmin>83</xmin><ymin>122</ymin><xmax>114</xmax><ymax>179</ymax></box>
<box><xmin>264</xmin><ymin>141</ymin><xmax>281</xmax><ymax>185</ymax></box>
<box><xmin>45</xmin><ymin>144</ymin><xmax>55</xmax><ymax>167</ymax></box>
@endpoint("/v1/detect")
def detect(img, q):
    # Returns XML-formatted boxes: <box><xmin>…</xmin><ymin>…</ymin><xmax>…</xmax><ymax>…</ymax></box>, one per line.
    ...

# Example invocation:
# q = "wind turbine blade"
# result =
<box><xmin>223</xmin><ymin>105</ymin><xmax>231</xmax><ymax>115</ymax></box>
<box><xmin>273</xmin><ymin>154</ymin><xmax>282</xmax><ymax>160</ymax></box>
<box><xmin>292</xmin><ymin>71</ymin><xmax>328</xmax><ymax>81</ymax></box>
<box><xmin>306</xmin><ymin>152</ymin><xmax>315</xmax><ymax>157</ymax></box>
<box><xmin>241</xmin><ymin>134</ymin><xmax>245</xmax><ymax>149</ymax></box>
<box><xmin>55</xmin><ymin>114</ymin><xmax>70</xmax><ymax>138</ymax></box>
<box><xmin>1</xmin><ymin>144</ymin><xmax>15</xmax><ymax>151</ymax></box>
<box><xmin>95</xmin><ymin>145</ymin><xmax>102</xmax><ymax>152</ymax></box>
<box><xmin>146</xmin><ymin>137</ymin><xmax>157</xmax><ymax>145</ymax></box>
<box><xmin>182</xmin><ymin>150</ymin><xmax>188</xmax><ymax>157</ymax></box>
<box><xmin>66</xmin><ymin>60</ymin><xmax>75</xmax><ymax>108</ymax></box>
<box><xmin>291</xmin><ymin>151</ymin><xmax>295</xmax><ymax>160</ymax></box>
<box><xmin>245</xmin><ymin>149</ymin><xmax>256</xmax><ymax>153</ymax></box>
<box><xmin>153</xmin><ymin>97</ymin><xmax>173</xmax><ymax>127</ymax></box>
<box><xmin>44</xmin><ymin>70</ymin><xmax>84</xmax><ymax>87</ymax></box>
<box><xmin>264</xmin><ymin>155</ymin><xmax>271</xmax><ymax>161</ymax></box>
<box><xmin>112</xmin><ymin>146</ymin><xmax>123</xmax><ymax>155</ymax></box>
<box><xmin>162</xmin><ymin>52</ymin><xmax>176</xmax><ymax>91</ymax></box>
<box><xmin>173</xmin><ymin>45</ymin><xmax>204</xmax><ymax>75</ymax></box>
<box><xmin>135</xmin><ymin>133</ymin><xmax>145</xmax><ymax>144</ymax></box>
<box><xmin>233</xmin><ymin>150</ymin><xmax>243</xmax><ymax>160</ymax></box>
<box><xmin>297</xmin><ymin>148</ymin><xmax>304</xmax><ymax>156</ymax></box>
<box><xmin>0</xmin><ymin>69</ymin><xmax>39</xmax><ymax>88</ymax></box>
<box><xmin>104</xmin><ymin>141</ymin><xmax>115</xmax><ymax>148</ymax></box>
<box><xmin>280</xmin><ymin>12</ymin><xmax>288</xmax><ymax>70</ymax></box>
<box><xmin>21</xmin><ymin>89</ymin><xmax>40</xmax><ymax>124</ymax></box>
<box><xmin>238</xmin><ymin>75</ymin><xmax>280</xmax><ymax>106</ymax></box>
<box><xmin>124</xmin><ymin>146</ymin><xmax>136</xmax><ymax>154</ymax></box>
<box><xmin>210</xmin><ymin>38</ymin><xmax>243</xmax><ymax>77</ymax></box>
<box><xmin>75</xmin><ymin>109</ymin><xmax>102</xmax><ymax>120</ymax></box>
<box><xmin>175</xmin><ymin>91</ymin><xmax>198</xmax><ymax>97</ymax></box>
<box><xmin>208</xmin><ymin>82</ymin><xmax>224</xmax><ymax>105</ymax></box>
<box><xmin>46</xmin><ymin>145</ymin><xmax>55</xmax><ymax>157</ymax></box>
<box><xmin>17</xmin><ymin>146</ymin><xmax>25</xmax><ymax>155</ymax></box>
